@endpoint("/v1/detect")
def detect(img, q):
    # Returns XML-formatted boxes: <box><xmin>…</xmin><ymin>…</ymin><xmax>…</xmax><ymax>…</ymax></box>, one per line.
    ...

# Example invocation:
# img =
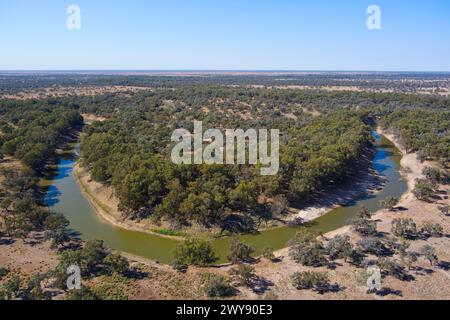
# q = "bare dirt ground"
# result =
<box><xmin>81</xmin><ymin>113</ymin><xmax>107</xmax><ymax>124</ymax></box>
<box><xmin>0</xmin><ymin>156</ymin><xmax>21</xmax><ymax>184</ymax></box>
<box><xmin>121</xmin><ymin>254</ymin><xmax>208</xmax><ymax>300</ymax></box>
<box><xmin>0</xmin><ymin>239</ymin><xmax>59</xmax><ymax>277</ymax></box>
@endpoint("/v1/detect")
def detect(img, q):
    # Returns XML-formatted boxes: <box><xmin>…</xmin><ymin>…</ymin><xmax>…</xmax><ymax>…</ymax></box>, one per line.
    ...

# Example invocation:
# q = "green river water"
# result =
<box><xmin>44</xmin><ymin>132</ymin><xmax>407</xmax><ymax>264</ymax></box>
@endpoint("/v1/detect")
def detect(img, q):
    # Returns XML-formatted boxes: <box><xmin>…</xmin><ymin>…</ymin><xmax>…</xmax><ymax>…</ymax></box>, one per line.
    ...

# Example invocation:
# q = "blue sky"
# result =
<box><xmin>0</xmin><ymin>0</ymin><xmax>449</xmax><ymax>71</ymax></box>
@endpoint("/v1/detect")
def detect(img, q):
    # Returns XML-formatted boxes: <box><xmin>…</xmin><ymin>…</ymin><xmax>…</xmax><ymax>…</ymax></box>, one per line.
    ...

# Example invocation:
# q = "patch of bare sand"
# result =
<box><xmin>291</xmin><ymin>170</ymin><xmax>382</xmax><ymax>223</ymax></box>
<box><xmin>0</xmin><ymin>157</ymin><xmax>22</xmax><ymax>185</ymax></box>
<box><xmin>81</xmin><ymin>113</ymin><xmax>107</xmax><ymax>124</ymax></box>
<box><xmin>120</xmin><ymin>253</ymin><xmax>208</xmax><ymax>300</ymax></box>
<box><xmin>0</xmin><ymin>239</ymin><xmax>59</xmax><ymax>276</ymax></box>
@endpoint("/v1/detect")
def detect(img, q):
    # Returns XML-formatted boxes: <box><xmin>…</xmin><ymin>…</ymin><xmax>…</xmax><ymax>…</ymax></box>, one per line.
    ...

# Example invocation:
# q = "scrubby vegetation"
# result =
<box><xmin>288</xmin><ymin>229</ymin><xmax>328</xmax><ymax>267</ymax></box>
<box><xmin>291</xmin><ymin>271</ymin><xmax>332</xmax><ymax>294</ymax></box>
<box><xmin>227</xmin><ymin>237</ymin><xmax>255</xmax><ymax>264</ymax></box>
<box><xmin>392</xmin><ymin>218</ymin><xmax>418</xmax><ymax>239</ymax></box>
<box><xmin>325</xmin><ymin>235</ymin><xmax>353</xmax><ymax>261</ymax></box>
<box><xmin>172</xmin><ymin>238</ymin><xmax>218</xmax><ymax>269</ymax></box>
<box><xmin>351</xmin><ymin>206</ymin><xmax>377</xmax><ymax>236</ymax></box>
<box><xmin>202</xmin><ymin>273</ymin><xmax>235</xmax><ymax>298</ymax></box>
<box><xmin>3</xmin><ymin>72</ymin><xmax>450</xmax><ymax>95</ymax></box>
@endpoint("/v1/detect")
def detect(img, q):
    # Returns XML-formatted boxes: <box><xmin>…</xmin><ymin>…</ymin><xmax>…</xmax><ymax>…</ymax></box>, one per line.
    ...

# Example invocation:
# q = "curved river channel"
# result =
<box><xmin>45</xmin><ymin>132</ymin><xmax>407</xmax><ymax>264</ymax></box>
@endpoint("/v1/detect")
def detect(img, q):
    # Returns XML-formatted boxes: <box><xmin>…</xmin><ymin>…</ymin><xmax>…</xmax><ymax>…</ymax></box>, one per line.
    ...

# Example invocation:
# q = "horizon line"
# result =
<box><xmin>1</xmin><ymin>69</ymin><xmax>450</xmax><ymax>74</ymax></box>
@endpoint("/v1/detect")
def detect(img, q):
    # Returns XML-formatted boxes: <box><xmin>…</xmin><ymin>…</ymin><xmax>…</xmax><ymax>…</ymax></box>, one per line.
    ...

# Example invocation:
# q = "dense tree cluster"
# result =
<box><xmin>0</xmin><ymin>99</ymin><xmax>82</xmax><ymax>173</ymax></box>
<box><xmin>54</xmin><ymin>84</ymin><xmax>448</xmax><ymax>230</ymax></box>
<box><xmin>380</xmin><ymin>109</ymin><xmax>450</xmax><ymax>163</ymax></box>
<box><xmin>79</xmin><ymin>87</ymin><xmax>372</xmax><ymax>229</ymax></box>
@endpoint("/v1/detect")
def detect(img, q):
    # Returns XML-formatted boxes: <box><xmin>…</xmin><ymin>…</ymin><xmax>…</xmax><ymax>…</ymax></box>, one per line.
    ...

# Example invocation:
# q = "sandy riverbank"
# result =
<box><xmin>378</xmin><ymin>129</ymin><xmax>426</xmax><ymax>196</ymax></box>
<box><xmin>291</xmin><ymin>156</ymin><xmax>382</xmax><ymax>223</ymax></box>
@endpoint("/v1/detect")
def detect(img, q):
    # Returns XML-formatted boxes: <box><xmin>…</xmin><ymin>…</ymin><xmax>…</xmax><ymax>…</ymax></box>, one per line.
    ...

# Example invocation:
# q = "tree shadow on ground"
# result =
<box><xmin>438</xmin><ymin>261</ymin><xmax>450</xmax><ymax>271</ymax></box>
<box><xmin>250</xmin><ymin>276</ymin><xmax>274</xmax><ymax>295</ymax></box>
<box><xmin>374</xmin><ymin>287</ymin><xmax>403</xmax><ymax>297</ymax></box>
<box><xmin>0</xmin><ymin>238</ymin><xmax>15</xmax><ymax>245</ymax></box>
<box><xmin>413</xmin><ymin>266</ymin><xmax>435</xmax><ymax>276</ymax></box>
<box><xmin>125</xmin><ymin>268</ymin><xmax>149</xmax><ymax>280</ymax></box>
<box><xmin>327</xmin><ymin>261</ymin><xmax>343</xmax><ymax>270</ymax></box>
<box><xmin>316</xmin><ymin>283</ymin><xmax>345</xmax><ymax>294</ymax></box>
<box><xmin>271</xmin><ymin>256</ymin><xmax>284</xmax><ymax>263</ymax></box>
<box><xmin>392</xmin><ymin>206</ymin><xmax>408</xmax><ymax>212</ymax></box>
<box><xmin>219</xmin><ymin>214</ymin><xmax>257</xmax><ymax>234</ymax></box>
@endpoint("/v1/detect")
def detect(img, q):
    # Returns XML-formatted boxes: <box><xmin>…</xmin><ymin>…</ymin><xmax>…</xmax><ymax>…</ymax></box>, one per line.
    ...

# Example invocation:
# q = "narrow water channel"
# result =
<box><xmin>44</xmin><ymin>132</ymin><xmax>407</xmax><ymax>264</ymax></box>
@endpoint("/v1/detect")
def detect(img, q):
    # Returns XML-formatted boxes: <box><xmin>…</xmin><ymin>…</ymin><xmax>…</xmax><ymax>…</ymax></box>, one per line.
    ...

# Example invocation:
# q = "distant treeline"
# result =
<box><xmin>70</xmin><ymin>87</ymin><xmax>450</xmax><ymax>119</ymax></box>
<box><xmin>1</xmin><ymin>72</ymin><xmax>450</xmax><ymax>93</ymax></box>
